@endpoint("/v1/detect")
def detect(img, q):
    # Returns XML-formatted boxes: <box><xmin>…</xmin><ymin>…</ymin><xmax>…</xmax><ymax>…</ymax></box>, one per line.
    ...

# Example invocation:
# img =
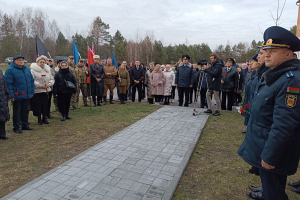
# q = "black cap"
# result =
<box><xmin>226</xmin><ymin>58</ymin><xmax>235</xmax><ymax>65</ymax></box>
<box><xmin>182</xmin><ymin>54</ymin><xmax>190</xmax><ymax>60</ymax></box>
<box><xmin>262</xmin><ymin>26</ymin><xmax>300</xmax><ymax>52</ymax></box>
<box><xmin>57</xmin><ymin>59</ymin><xmax>63</xmax><ymax>64</ymax></box>
<box><xmin>13</xmin><ymin>55</ymin><xmax>24</xmax><ymax>61</ymax></box>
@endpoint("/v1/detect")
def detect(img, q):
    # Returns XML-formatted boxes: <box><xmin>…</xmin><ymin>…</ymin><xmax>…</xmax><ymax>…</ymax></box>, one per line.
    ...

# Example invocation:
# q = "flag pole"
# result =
<box><xmin>88</xmin><ymin>46</ymin><xmax>92</xmax><ymax>110</ymax></box>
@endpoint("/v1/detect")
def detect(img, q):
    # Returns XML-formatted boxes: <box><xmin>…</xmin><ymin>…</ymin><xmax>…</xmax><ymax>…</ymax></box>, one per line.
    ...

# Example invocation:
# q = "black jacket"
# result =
<box><xmin>0</xmin><ymin>70</ymin><xmax>10</xmax><ymax>123</ymax></box>
<box><xmin>130</xmin><ymin>65</ymin><xmax>145</xmax><ymax>85</ymax></box>
<box><xmin>221</xmin><ymin>67</ymin><xmax>238</xmax><ymax>92</ymax></box>
<box><xmin>204</xmin><ymin>59</ymin><xmax>223</xmax><ymax>91</ymax></box>
<box><xmin>192</xmin><ymin>69</ymin><xmax>200</xmax><ymax>88</ymax></box>
<box><xmin>53</xmin><ymin>68</ymin><xmax>77</xmax><ymax>95</ymax></box>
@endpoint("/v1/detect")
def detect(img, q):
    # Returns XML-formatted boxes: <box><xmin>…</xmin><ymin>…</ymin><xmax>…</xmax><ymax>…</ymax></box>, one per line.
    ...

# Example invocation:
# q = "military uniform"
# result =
<box><xmin>103</xmin><ymin>64</ymin><xmax>117</xmax><ymax>104</ymax></box>
<box><xmin>238</xmin><ymin>26</ymin><xmax>300</xmax><ymax>200</ymax></box>
<box><xmin>68</xmin><ymin>60</ymin><xmax>78</xmax><ymax>109</ymax></box>
<box><xmin>74</xmin><ymin>62</ymin><xmax>89</xmax><ymax>107</ymax></box>
<box><xmin>117</xmin><ymin>69</ymin><xmax>130</xmax><ymax>104</ymax></box>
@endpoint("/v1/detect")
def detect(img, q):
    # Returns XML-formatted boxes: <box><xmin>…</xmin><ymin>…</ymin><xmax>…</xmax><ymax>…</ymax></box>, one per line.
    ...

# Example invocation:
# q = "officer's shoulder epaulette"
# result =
<box><xmin>286</xmin><ymin>71</ymin><xmax>294</xmax><ymax>78</ymax></box>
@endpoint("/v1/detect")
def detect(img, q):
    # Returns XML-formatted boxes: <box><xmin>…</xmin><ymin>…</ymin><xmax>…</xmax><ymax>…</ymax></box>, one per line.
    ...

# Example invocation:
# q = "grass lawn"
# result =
<box><xmin>0</xmin><ymin>101</ymin><xmax>161</xmax><ymax>198</ymax></box>
<box><xmin>173</xmin><ymin>111</ymin><xmax>300</xmax><ymax>200</ymax></box>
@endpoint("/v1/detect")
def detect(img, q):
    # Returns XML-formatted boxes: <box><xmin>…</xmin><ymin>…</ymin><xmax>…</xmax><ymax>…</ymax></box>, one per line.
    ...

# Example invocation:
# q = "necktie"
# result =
<box><xmin>136</xmin><ymin>66</ymin><xmax>138</xmax><ymax>70</ymax></box>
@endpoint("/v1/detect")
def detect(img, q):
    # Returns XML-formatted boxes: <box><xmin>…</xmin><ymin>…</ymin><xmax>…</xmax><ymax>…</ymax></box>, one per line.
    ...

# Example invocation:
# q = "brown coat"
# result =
<box><xmin>117</xmin><ymin>69</ymin><xmax>130</xmax><ymax>87</ymax></box>
<box><xmin>104</xmin><ymin>65</ymin><xmax>117</xmax><ymax>85</ymax></box>
<box><xmin>150</xmin><ymin>70</ymin><xmax>165</xmax><ymax>95</ymax></box>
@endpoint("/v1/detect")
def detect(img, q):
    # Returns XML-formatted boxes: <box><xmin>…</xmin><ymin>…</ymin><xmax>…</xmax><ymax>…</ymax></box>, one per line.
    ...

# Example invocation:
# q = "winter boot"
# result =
<box><xmin>103</xmin><ymin>96</ymin><xmax>107</xmax><ymax>105</ymax></box>
<box><xmin>110</xmin><ymin>95</ymin><xmax>114</xmax><ymax>104</ymax></box>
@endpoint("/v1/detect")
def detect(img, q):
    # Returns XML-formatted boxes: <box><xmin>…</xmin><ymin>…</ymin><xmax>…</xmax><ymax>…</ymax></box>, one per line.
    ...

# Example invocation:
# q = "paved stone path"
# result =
<box><xmin>2</xmin><ymin>106</ymin><xmax>208</xmax><ymax>200</ymax></box>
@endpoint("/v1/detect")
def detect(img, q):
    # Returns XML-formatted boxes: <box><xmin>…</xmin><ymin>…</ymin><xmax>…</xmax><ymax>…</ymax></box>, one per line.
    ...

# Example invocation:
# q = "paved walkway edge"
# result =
<box><xmin>163</xmin><ymin>115</ymin><xmax>207</xmax><ymax>200</ymax></box>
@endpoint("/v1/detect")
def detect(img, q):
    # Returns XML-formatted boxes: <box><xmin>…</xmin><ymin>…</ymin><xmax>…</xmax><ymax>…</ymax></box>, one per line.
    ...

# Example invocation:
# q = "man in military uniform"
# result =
<box><xmin>103</xmin><ymin>58</ymin><xmax>117</xmax><ymax>105</ymax></box>
<box><xmin>68</xmin><ymin>56</ymin><xmax>78</xmax><ymax>109</ymax></box>
<box><xmin>238</xmin><ymin>26</ymin><xmax>300</xmax><ymax>200</ymax></box>
<box><xmin>175</xmin><ymin>54</ymin><xmax>194</xmax><ymax>107</ymax></box>
<box><xmin>90</xmin><ymin>55</ymin><xmax>105</xmax><ymax>107</ymax></box>
<box><xmin>74</xmin><ymin>59</ymin><xmax>89</xmax><ymax>107</ymax></box>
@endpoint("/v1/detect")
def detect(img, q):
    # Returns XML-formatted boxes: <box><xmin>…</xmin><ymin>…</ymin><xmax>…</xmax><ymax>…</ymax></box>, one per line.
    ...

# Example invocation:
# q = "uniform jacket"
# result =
<box><xmin>30</xmin><ymin>63</ymin><xmax>54</xmax><ymax>93</ymax></box>
<box><xmin>204</xmin><ymin>59</ymin><xmax>223</xmax><ymax>91</ymax></box>
<box><xmin>75</xmin><ymin>64</ymin><xmax>89</xmax><ymax>84</ymax></box>
<box><xmin>4</xmin><ymin>62</ymin><xmax>35</xmax><ymax>100</ymax></box>
<box><xmin>221</xmin><ymin>67</ymin><xmax>238</xmax><ymax>92</ymax></box>
<box><xmin>238</xmin><ymin>59</ymin><xmax>300</xmax><ymax>175</ymax></box>
<box><xmin>163</xmin><ymin>70</ymin><xmax>175</xmax><ymax>96</ymax></box>
<box><xmin>104</xmin><ymin>65</ymin><xmax>117</xmax><ymax>85</ymax></box>
<box><xmin>130</xmin><ymin>65</ymin><xmax>145</xmax><ymax>85</ymax></box>
<box><xmin>117</xmin><ymin>69</ymin><xmax>130</xmax><ymax>87</ymax></box>
<box><xmin>241</xmin><ymin>70</ymin><xmax>256</xmax><ymax>118</ymax></box>
<box><xmin>150</xmin><ymin>70</ymin><xmax>165</xmax><ymax>95</ymax></box>
<box><xmin>53</xmin><ymin>68</ymin><xmax>77</xmax><ymax>95</ymax></box>
<box><xmin>175</xmin><ymin>62</ymin><xmax>194</xmax><ymax>88</ymax></box>
<box><xmin>0</xmin><ymin>70</ymin><xmax>10</xmax><ymax>123</ymax></box>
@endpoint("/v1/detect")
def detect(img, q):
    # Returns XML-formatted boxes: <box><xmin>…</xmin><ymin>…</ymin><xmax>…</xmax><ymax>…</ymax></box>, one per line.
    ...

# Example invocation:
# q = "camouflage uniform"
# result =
<box><xmin>75</xmin><ymin>63</ymin><xmax>89</xmax><ymax>106</ymax></box>
<box><xmin>69</xmin><ymin>62</ymin><xmax>78</xmax><ymax>109</ymax></box>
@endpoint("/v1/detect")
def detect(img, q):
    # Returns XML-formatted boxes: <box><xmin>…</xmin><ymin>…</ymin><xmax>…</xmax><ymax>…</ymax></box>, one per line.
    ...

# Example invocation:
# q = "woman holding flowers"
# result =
<box><xmin>30</xmin><ymin>56</ymin><xmax>54</xmax><ymax>125</ymax></box>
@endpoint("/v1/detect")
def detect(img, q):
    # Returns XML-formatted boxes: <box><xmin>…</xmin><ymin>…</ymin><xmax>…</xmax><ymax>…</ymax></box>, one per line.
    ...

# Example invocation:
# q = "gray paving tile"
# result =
<box><xmin>1</xmin><ymin>107</ymin><xmax>208</xmax><ymax>200</ymax></box>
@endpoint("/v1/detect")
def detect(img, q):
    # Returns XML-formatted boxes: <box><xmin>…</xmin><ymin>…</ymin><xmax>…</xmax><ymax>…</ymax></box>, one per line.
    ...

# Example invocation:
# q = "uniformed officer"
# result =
<box><xmin>68</xmin><ymin>56</ymin><xmax>78</xmax><ymax>109</ymax></box>
<box><xmin>103</xmin><ymin>57</ymin><xmax>117</xmax><ymax>105</ymax></box>
<box><xmin>74</xmin><ymin>59</ymin><xmax>89</xmax><ymax>107</ymax></box>
<box><xmin>90</xmin><ymin>55</ymin><xmax>105</xmax><ymax>107</ymax></box>
<box><xmin>238</xmin><ymin>26</ymin><xmax>300</xmax><ymax>200</ymax></box>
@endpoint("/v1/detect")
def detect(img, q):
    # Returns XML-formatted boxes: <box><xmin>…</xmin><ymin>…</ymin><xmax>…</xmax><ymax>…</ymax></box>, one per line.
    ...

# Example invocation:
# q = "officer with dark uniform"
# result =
<box><xmin>90</xmin><ymin>55</ymin><xmax>105</xmax><ymax>107</ymax></box>
<box><xmin>238</xmin><ymin>26</ymin><xmax>300</xmax><ymax>200</ymax></box>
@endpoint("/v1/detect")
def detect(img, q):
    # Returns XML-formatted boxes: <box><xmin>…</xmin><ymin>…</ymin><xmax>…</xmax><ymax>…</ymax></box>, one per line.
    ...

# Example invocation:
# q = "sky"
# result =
<box><xmin>0</xmin><ymin>0</ymin><xmax>298</xmax><ymax>50</ymax></box>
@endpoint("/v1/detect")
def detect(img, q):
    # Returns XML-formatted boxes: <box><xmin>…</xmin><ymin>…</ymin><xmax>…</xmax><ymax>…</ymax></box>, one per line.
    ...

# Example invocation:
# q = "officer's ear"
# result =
<box><xmin>284</xmin><ymin>49</ymin><xmax>294</xmax><ymax>60</ymax></box>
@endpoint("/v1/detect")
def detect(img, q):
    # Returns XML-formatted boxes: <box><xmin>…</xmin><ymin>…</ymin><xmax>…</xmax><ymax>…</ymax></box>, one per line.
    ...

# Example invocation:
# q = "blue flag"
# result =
<box><xmin>73</xmin><ymin>39</ymin><xmax>80</xmax><ymax>65</ymax></box>
<box><xmin>112</xmin><ymin>51</ymin><xmax>118</xmax><ymax>69</ymax></box>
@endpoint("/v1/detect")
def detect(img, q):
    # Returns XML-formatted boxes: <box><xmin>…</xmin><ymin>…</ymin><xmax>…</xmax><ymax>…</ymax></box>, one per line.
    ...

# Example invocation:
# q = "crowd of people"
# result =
<box><xmin>0</xmin><ymin>25</ymin><xmax>299</xmax><ymax>200</ymax></box>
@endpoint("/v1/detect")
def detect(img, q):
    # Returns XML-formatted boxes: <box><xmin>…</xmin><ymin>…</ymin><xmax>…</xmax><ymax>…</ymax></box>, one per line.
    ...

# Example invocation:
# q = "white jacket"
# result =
<box><xmin>30</xmin><ymin>63</ymin><xmax>54</xmax><ymax>93</ymax></box>
<box><xmin>163</xmin><ymin>70</ymin><xmax>175</xmax><ymax>96</ymax></box>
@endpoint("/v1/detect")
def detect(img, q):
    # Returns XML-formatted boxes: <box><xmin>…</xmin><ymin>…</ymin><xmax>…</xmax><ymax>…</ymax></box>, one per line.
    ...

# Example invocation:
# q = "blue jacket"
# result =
<box><xmin>4</xmin><ymin>62</ymin><xmax>35</xmax><ymax>100</ymax></box>
<box><xmin>238</xmin><ymin>59</ymin><xmax>300</xmax><ymax>175</ymax></box>
<box><xmin>175</xmin><ymin>63</ymin><xmax>194</xmax><ymax>88</ymax></box>
<box><xmin>241</xmin><ymin>70</ymin><xmax>256</xmax><ymax>119</ymax></box>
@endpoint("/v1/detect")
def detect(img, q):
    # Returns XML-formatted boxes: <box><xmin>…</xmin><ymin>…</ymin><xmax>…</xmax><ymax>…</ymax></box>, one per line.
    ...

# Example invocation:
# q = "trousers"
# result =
<box><xmin>13</xmin><ymin>99</ymin><xmax>29</xmax><ymax>130</ymax></box>
<box><xmin>206</xmin><ymin>89</ymin><xmax>221</xmax><ymax>111</ymax></box>
<box><xmin>104</xmin><ymin>84</ymin><xmax>115</xmax><ymax>96</ymax></box>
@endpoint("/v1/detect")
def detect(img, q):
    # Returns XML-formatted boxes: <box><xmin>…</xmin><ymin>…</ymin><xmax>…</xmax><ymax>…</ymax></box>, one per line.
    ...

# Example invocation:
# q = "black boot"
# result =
<box><xmin>42</xmin><ymin>118</ymin><xmax>49</xmax><ymax>124</ymax></box>
<box><xmin>110</xmin><ymin>95</ymin><xmax>114</xmax><ymax>104</ymax></box>
<box><xmin>119</xmin><ymin>94</ymin><xmax>123</xmax><ymax>104</ymax></box>
<box><xmin>97</xmin><ymin>101</ymin><xmax>102</xmax><ymax>106</ymax></box>
<box><xmin>38</xmin><ymin>117</ymin><xmax>42</xmax><ymax>125</ymax></box>
<box><xmin>99</xmin><ymin>96</ymin><xmax>103</xmax><ymax>103</ymax></box>
<box><xmin>93</xmin><ymin>101</ymin><xmax>96</xmax><ymax>107</ymax></box>
<box><xmin>103</xmin><ymin>96</ymin><xmax>107</xmax><ymax>105</ymax></box>
<box><xmin>163</xmin><ymin>97</ymin><xmax>168</xmax><ymax>105</ymax></box>
<box><xmin>61</xmin><ymin>115</ymin><xmax>66</xmax><ymax>121</ymax></box>
<box><xmin>122</xmin><ymin>94</ymin><xmax>126</xmax><ymax>104</ymax></box>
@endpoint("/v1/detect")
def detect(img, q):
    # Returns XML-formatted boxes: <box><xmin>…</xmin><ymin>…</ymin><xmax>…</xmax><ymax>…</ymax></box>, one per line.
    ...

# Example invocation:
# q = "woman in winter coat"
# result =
<box><xmin>0</xmin><ymin>70</ymin><xmax>11</xmax><ymax>140</ymax></box>
<box><xmin>117</xmin><ymin>62</ymin><xmax>130</xmax><ymax>104</ymax></box>
<box><xmin>53</xmin><ymin>61</ymin><xmax>77</xmax><ymax>121</ymax></box>
<box><xmin>145</xmin><ymin>63</ymin><xmax>154</xmax><ymax>104</ymax></box>
<box><xmin>150</xmin><ymin>64</ymin><xmax>165</xmax><ymax>105</ymax></box>
<box><xmin>163</xmin><ymin>64</ymin><xmax>175</xmax><ymax>105</ymax></box>
<box><xmin>30</xmin><ymin>56</ymin><xmax>55</xmax><ymax>125</ymax></box>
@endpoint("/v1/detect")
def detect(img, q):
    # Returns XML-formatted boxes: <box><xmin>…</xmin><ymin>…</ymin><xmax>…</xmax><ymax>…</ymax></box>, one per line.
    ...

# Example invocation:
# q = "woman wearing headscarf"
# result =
<box><xmin>145</xmin><ymin>63</ymin><xmax>154</xmax><ymax>104</ymax></box>
<box><xmin>53</xmin><ymin>61</ymin><xmax>77</xmax><ymax>121</ymax></box>
<box><xmin>0</xmin><ymin>69</ymin><xmax>11</xmax><ymax>140</ymax></box>
<box><xmin>30</xmin><ymin>56</ymin><xmax>54</xmax><ymax>125</ymax></box>
<box><xmin>163</xmin><ymin>64</ymin><xmax>175</xmax><ymax>105</ymax></box>
<box><xmin>150</xmin><ymin>64</ymin><xmax>165</xmax><ymax>105</ymax></box>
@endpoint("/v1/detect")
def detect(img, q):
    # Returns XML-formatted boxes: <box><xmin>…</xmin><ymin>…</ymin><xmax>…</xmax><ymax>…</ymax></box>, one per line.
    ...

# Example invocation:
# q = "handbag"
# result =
<box><xmin>64</xmin><ymin>79</ymin><xmax>76</xmax><ymax>89</ymax></box>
